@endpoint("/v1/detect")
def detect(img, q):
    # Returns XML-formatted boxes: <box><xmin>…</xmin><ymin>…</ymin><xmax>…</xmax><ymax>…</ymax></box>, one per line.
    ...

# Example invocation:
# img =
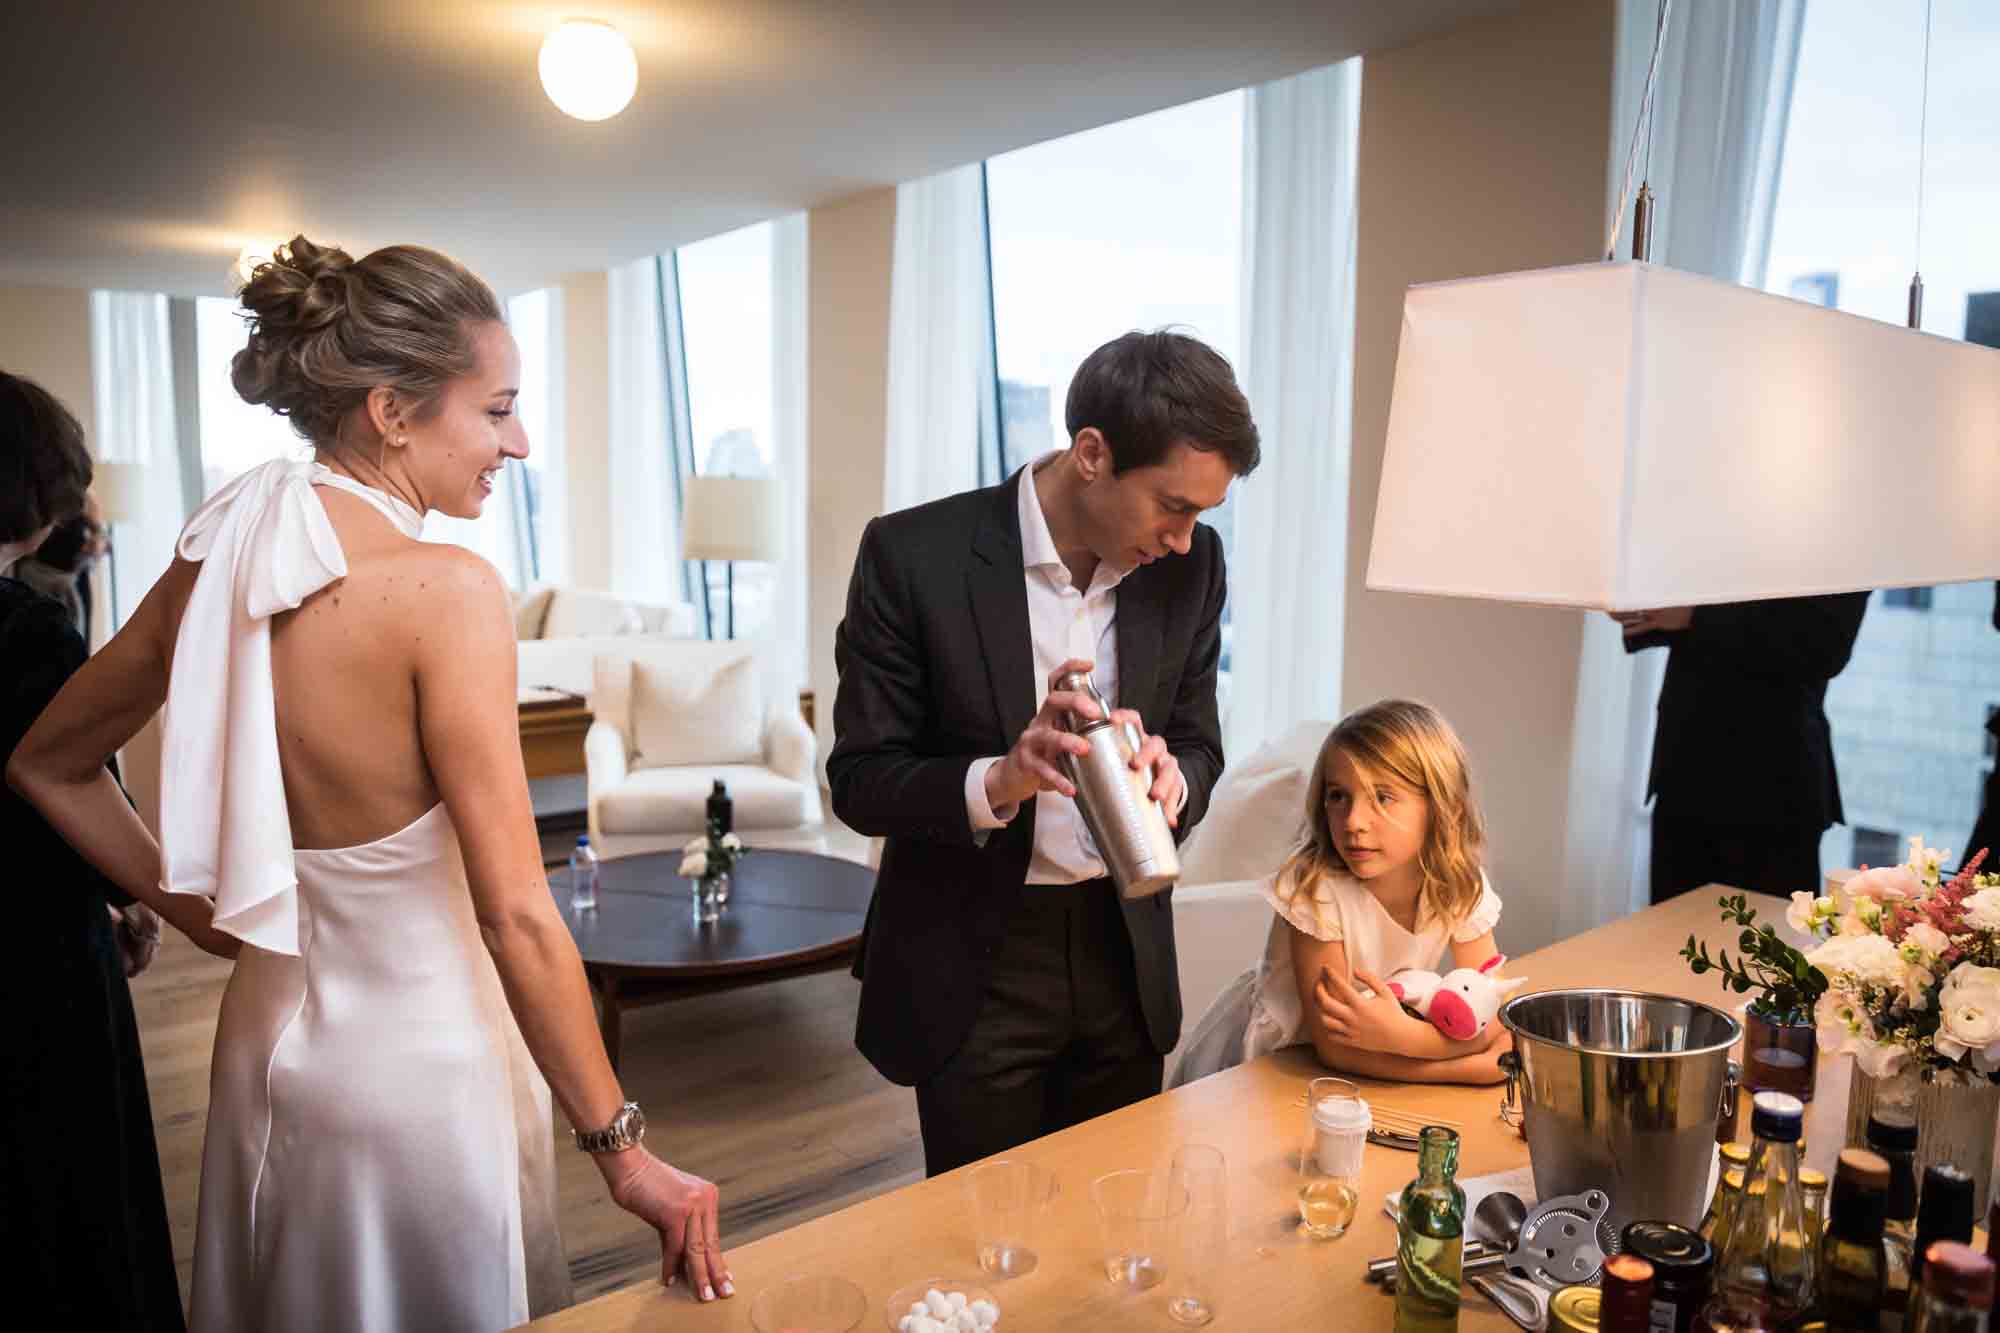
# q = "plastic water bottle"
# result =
<box><xmin>570</xmin><ymin>835</ymin><xmax>599</xmax><ymax>912</ymax></box>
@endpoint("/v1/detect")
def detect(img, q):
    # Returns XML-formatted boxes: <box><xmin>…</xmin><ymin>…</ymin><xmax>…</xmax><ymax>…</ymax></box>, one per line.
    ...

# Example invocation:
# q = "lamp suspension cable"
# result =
<box><xmin>1908</xmin><ymin>0</ymin><xmax>1934</xmax><ymax>329</ymax></box>
<box><xmin>1607</xmin><ymin>0</ymin><xmax>1673</xmax><ymax>261</ymax></box>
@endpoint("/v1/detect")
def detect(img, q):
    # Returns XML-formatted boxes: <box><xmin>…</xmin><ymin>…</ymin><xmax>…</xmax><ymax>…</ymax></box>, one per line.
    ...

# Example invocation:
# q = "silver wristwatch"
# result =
<box><xmin>574</xmin><ymin>1100</ymin><xmax>646</xmax><ymax>1154</ymax></box>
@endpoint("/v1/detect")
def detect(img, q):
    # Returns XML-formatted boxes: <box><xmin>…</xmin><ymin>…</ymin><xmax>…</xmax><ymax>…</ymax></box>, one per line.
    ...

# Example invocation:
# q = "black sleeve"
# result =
<box><xmin>2</xmin><ymin>596</ymin><xmax>133</xmax><ymax>908</ymax></box>
<box><xmin>826</xmin><ymin>519</ymin><xmax>986</xmax><ymax>845</ymax></box>
<box><xmin>1673</xmin><ymin>593</ymin><xmax>1870</xmax><ymax>683</ymax></box>
<box><xmin>1163</xmin><ymin>533</ymin><xmax>1227</xmax><ymax>840</ymax></box>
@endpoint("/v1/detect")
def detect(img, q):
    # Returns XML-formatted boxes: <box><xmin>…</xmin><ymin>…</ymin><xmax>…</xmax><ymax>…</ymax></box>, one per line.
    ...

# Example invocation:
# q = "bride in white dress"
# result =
<box><xmin>9</xmin><ymin>236</ymin><xmax>733</xmax><ymax>1330</ymax></box>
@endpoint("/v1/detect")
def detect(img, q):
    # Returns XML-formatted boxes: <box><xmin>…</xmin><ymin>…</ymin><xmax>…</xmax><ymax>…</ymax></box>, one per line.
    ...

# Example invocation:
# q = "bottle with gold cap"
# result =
<box><xmin>1804</xmin><ymin>1167</ymin><xmax>1832</xmax><ymax>1251</ymax></box>
<box><xmin>1817</xmin><ymin>1148</ymin><xmax>1891</xmax><ymax>1333</ymax></box>
<box><xmin>1705</xmin><ymin>1145</ymin><xmax>1753</xmax><ymax>1242</ymax></box>
<box><xmin>1907</xmin><ymin>1241</ymin><xmax>1994</xmax><ymax>1333</ymax></box>
<box><xmin>1552</xmin><ymin>1284</ymin><xmax>1602</xmax><ymax>1333</ymax></box>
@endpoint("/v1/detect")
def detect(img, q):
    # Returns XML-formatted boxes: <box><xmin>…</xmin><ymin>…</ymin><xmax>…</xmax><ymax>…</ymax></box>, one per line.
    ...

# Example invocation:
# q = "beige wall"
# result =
<box><xmin>0</xmin><ymin>284</ymin><xmax>95</xmax><ymax>442</ymax></box>
<box><xmin>805</xmin><ymin>187</ymin><xmax>897</xmax><ymax>768</ymax></box>
<box><xmin>1346</xmin><ymin>0</ymin><xmax>1616</xmax><ymax>953</ymax></box>
<box><xmin>560</xmin><ymin>271</ymin><xmax>611</xmax><ymax>590</ymax></box>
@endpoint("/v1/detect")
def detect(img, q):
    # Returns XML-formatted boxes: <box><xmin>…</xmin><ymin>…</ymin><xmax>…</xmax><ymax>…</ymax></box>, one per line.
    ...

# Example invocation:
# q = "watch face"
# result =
<box><xmin>621</xmin><ymin>1103</ymin><xmax>646</xmax><ymax>1143</ymax></box>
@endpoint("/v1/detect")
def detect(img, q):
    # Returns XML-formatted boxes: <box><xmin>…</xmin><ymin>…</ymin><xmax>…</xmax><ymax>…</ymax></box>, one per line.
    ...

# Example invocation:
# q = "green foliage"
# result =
<box><xmin>1680</xmin><ymin>893</ymin><xmax>1826</xmax><ymax>1022</ymax></box>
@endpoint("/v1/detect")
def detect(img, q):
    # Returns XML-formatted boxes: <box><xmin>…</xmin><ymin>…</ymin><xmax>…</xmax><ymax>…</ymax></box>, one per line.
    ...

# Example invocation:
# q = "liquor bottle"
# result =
<box><xmin>1708</xmin><ymin>1169</ymin><xmax>1749</xmax><ymax>1254</ymax></box>
<box><xmin>1907</xmin><ymin>1242</ymin><xmax>1994</xmax><ymax>1333</ymax></box>
<box><xmin>1817</xmin><ymin>1148</ymin><xmax>1891</xmax><ymax>1333</ymax></box>
<box><xmin>1705</xmin><ymin>1144</ymin><xmax>1752</xmax><ymax>1239</ymax></box>
<box><xmin>1868</xmin><ymin>1114</ymin><xmax>1919</xmax><ymax>1332</ymax></box>
<box><xmin>1695</xmin><ymin>1091</ymin><xmax>1816</xmax><ymax>1333</ymax></box>
<box><xmin>1805</xmin><ymin>1168</ymin><xmax>1832</xmax><ymax>1250</ymax></box>
<box><xmin>1601</xmin><ymin>1253</ymin><xmax>1658</xmax><ymax>1333</ymax></box>
<box><xmin>1394</xmin><ymin>1126</ymin><xmax>1465</xmax><ymax>1333</ymax></box>
<box><xmin>1623</xmin><ymin>1221</ymin><xmax>1717</xmax><ymax>1333</ymax></box>
<box><xmin>1906</xmin><ymin>1166</ymin><xmax>1976</xmax><ymax>1329</ymax></box>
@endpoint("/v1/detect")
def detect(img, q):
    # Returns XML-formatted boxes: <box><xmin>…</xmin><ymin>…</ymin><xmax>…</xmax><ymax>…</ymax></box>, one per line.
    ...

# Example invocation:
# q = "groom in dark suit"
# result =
<box><xmin>830</xmin><ymin>331</ymin><xmax>1260</xmax><ymax>1175</ymax></box>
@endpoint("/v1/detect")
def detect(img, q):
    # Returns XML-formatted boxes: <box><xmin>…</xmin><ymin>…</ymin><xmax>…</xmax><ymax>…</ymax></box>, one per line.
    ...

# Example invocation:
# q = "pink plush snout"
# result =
<box><xmin>1427</xmin><ymin>988</ymin><xmax>1479</xmax><ymax>1041</ymax></box>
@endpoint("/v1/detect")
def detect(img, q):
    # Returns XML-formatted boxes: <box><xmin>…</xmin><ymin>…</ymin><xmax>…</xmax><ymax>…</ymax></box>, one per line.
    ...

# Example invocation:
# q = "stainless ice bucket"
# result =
<box><xmin>1499</xmin><ymin>989</ymin><xmax>1742</xmax><ymax>1235</ymax></box>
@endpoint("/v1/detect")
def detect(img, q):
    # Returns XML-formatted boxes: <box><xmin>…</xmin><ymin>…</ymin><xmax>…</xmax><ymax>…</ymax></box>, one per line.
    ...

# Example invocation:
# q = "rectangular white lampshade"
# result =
<box><xmin>1366</xmin><ymin>260</ymin><xmax>2000</xmax><ymax>612</ymax></box>
<box><xmin>681</xmin><ymin>474</ymin><xmax>783</xmax><ymax>564</ymax></box>
<box><xmin>92</xmin><ymin>459</ymin><xmax>148</xmax><ymax>524</ymax></box>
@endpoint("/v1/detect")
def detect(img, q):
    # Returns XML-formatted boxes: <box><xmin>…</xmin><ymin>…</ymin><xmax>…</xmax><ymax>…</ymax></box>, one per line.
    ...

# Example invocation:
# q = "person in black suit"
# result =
<box><xmin>1616</xmin><ymin>593</ymin><xmax>1870</xmax><ymax>903</ymax></box>
<box><xmin>1964</xmin><ymin>583</ymin><xmax>2000</xmax><ymax>871</ymax></box>
<box><xmin>830</xmin><ymin>331</ymin><xmax>1260</xmax><ymax>1175</ymax></box>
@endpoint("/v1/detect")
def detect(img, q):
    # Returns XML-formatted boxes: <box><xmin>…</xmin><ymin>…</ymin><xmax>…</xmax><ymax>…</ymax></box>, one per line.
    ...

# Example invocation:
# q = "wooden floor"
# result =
<box><xmin>131</xmin><ymin>816</ymin><xmax>921</xmax><ymax>1309</ymax></box>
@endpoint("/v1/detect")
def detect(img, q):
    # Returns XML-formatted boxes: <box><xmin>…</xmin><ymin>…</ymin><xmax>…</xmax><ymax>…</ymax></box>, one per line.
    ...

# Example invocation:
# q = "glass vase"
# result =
<box><xmin>692</xmin><ymin>872</ymin><xmax>727</xmax><ymax>926</ymax></box>
<box><xmin>1742</xmin><ymin>1005</ymin><xmax>1817</xmax><ymax>1101</ymax></box>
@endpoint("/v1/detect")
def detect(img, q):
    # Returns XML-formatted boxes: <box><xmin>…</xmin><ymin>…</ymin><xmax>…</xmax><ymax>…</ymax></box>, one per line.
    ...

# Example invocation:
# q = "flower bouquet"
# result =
<box><xmin>679</xmin><ymin>819</ymin><xmax>746</xmax><ymax>925</ymax></box>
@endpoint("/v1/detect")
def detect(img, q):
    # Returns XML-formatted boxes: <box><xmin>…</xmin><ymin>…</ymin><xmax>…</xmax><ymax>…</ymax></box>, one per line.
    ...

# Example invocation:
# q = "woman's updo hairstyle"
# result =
<box><xmin>230</xmin><ymin>234</ymin><xmax>503</xmax><ymax>446</ymax></box>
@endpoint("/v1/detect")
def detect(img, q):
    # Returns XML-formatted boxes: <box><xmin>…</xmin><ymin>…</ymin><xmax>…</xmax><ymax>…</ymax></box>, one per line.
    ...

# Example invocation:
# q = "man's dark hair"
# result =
<box><xmin>0</xmin><ymin>370</ymin><xmax>92</xmax><ymax>545</ymax></box>
<box><xmin>1064</xmin><ymin>330</ymin><xmax>1260</xmax><ymax>478</ymax></box>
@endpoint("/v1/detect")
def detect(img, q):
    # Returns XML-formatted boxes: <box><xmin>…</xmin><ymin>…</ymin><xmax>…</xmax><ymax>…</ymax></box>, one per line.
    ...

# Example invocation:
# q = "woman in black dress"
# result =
<box><xmin>0</xmin><ymin>369</ymin><xmax>185</xmax><ymax>1330</ymax></box>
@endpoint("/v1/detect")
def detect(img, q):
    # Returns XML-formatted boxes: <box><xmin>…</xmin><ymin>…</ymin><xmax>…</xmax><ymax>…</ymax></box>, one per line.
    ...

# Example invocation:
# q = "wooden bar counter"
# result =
<box><xmin>521</xmin><ymin>890</ymin><xmax>1859</xmax><ymax>1331</ymax></box>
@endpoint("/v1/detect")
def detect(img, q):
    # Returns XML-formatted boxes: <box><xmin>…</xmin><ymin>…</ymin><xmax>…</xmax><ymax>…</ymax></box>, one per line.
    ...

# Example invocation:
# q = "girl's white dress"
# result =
<box><xmin>1170</xmin><ymin>868</ymin><xmax>1502</xmax><ymax>1086</ymax></box>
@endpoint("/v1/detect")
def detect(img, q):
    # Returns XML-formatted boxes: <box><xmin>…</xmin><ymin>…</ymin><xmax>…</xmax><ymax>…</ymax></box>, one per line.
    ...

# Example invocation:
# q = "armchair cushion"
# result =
<box><xmin>595</xmin><ymin>762</ymin><xmax>816</xmax><ymax>836</ymax></box>
<box><xmin>513</xmin><ymin>584</ymin><xmax>556</xmax><ymax>640</ymax></box>
<box><xmin>541</xmin><ymin>588</ymin><xmax>646</xmax><ymax>640</ymax></box>
<box><xmin>590</xmin><ymin>642</ymin><xmax>767</xmax><ymax>769</ymax></box>
<box><xmin>1176</xmin><ymin>718</ymin><xmax>1332</xmax><ymax>886</ymax></box>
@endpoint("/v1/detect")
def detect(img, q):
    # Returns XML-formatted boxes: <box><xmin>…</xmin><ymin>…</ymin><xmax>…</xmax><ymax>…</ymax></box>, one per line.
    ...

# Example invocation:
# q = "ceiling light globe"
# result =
<box><xmin>538</xmin><ymin>20</ymin><xmax>638</xmax><ymax>123</ymax></box>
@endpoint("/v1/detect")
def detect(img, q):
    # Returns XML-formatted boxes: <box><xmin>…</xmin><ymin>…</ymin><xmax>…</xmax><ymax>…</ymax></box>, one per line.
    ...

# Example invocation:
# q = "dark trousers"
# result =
<box><xmin>1968</xmin><ymin>766</ymin><xmax>2000</xmax><ymax>876</ymax></box>
<box><xmin>914</xmin><ymin>878</ymin><xmax>1162</xmax><ymax>1177</ymax></box>
<box><xmin>1650</xmin><ymin>814</ymin><xmax>1825</xmax><ymax>905</ymax></box>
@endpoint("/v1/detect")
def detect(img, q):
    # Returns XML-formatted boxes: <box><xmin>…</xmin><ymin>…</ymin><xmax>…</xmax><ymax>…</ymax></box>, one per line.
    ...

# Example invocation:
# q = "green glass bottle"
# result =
<box><xmin>1395</xmin><ymin>1126</ymin><xmax>1466</xmax><ymax>1333</ymax></box>
<box><xmin>1817</xmin><ymin>1148</ymin><xmax>1890</xmax><ymax>1333</ymax></box>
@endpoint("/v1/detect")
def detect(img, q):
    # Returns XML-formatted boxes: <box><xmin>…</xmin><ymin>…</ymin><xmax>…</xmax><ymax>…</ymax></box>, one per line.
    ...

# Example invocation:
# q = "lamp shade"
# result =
<box><xmin>681</xmin><ymin>475</ymin><xmax>783</xmax><ymax>563</ymax></box>
<box><xmin>1366</xmin><ymin>261</ymin><xmax>2000</xmax><ymax>612</ymax></box>
<box><xmin>92</xmin><ymin>460</ymin><xmax>147</xmax><ymax>524</ymax></box>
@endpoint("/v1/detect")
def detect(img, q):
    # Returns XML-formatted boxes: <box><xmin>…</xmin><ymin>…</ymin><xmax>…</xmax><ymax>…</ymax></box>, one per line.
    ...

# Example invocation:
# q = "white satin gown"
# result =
<box><xmin>161</xmin><ymin>460</ymin><xmax>570</xmax><ymax>1331</ymax></box>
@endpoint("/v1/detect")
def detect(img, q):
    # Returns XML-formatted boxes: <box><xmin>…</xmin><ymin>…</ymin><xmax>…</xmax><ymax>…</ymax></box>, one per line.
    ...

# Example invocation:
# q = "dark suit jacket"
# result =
<box><xmin>828</xmin><ymin>471</ymin><xmax>1227</xmax><ymax>1087</ymax></box>
<box><xmin>1626</xmin><ymin>593</ymin><xmax>1870</xmax><ymax>828</ymax></box>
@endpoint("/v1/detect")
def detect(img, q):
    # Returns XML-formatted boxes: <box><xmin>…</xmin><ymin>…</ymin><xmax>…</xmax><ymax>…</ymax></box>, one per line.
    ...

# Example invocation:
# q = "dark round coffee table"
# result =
<box><xmin>547</xmin><ymin>847</ymin><xmax>875</xmax><ymax>1070</ymax></box>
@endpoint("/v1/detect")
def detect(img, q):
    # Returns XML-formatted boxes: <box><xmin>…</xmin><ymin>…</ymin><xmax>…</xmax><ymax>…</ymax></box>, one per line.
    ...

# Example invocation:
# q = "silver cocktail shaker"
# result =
<box><xmin>1053</xmin><ymin>670</ymin><xmax>1180</xmax><ymax>899</ymax></box>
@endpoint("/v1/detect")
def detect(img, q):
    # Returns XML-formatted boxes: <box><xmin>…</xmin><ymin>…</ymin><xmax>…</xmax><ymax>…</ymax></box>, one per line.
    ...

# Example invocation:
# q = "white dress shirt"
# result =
<box><xmin>962</xmin><ymin>453</ymin><xmax>1132</xmax><ymax>884</ymax></box>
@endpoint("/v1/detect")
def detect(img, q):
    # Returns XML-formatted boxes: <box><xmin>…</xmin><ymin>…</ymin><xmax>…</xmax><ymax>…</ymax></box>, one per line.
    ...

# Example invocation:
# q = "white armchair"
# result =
<box><xmin>584</xmin><ymin>640</ymin><xmax>823</xmax><ymax>859</ymax></box>
<box><xmin>1166</xmin><ymin>719</ymin><xmax>1332</xmax><ymax>1080</ymax></box>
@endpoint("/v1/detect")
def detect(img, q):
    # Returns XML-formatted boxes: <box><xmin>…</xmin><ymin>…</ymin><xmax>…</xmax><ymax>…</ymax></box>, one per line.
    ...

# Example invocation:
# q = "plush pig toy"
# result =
<box><xmin>1385</xmin><ymin>955</ymin><xmax>1525</xmax><ymax>1042</ymax></box>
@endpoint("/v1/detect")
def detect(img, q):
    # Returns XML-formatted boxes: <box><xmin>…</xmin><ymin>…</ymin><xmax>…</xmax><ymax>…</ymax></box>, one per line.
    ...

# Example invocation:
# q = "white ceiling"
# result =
<box><xmin>0</xmin><ymin>1</ymin><xmax>1512</xmax><ymax>297</ymax></box>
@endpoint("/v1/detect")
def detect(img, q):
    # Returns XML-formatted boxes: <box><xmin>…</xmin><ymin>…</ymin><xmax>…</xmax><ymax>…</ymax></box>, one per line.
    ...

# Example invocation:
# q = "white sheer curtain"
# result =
<box><xmin>766</xmin><ymin>212</ymin><xmax>810</xmax><ymax>701</ymax></box>
<box><xmin>883</xmin><ymin>163</ymin><xmax>992</xmax><ymax>514</ymax></box>
<box><xmin>1556</xmin><ymin>0</ymin><xmax>1807</xmax><ymax>938</ymax></box>
<box><xmin>605</xmin><ymin>254</ymin><xmax>695</xmax><ymax>612</ymax></box>
<box><xmin>1225</xmin><ymin>59</ymin><xmax>1362</xmax><ymax>761</ymax></box>
<box><xmin>89</xmin><ymin>291</ymin><xmax>186</xmax><ymax>630</ymax></box>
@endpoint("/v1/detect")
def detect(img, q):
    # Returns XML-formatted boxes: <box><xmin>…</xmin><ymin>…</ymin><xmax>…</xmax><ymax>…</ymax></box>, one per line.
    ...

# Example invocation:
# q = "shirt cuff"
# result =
<box><xmin>965</xmin><ymin>757</ymin><xmax>1018</xmax><ymax>832</ymax></box>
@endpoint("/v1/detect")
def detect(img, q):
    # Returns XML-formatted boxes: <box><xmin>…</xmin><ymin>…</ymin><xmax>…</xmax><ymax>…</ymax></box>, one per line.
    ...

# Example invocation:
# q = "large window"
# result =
<box><xmin>677</xmin><ymin>220</ymin><xmax>777</xmax><ymax>638</ymax></box>
<box><xmin>985</xmin><ymin>91</ymin><xmax>1247</xmax><ymax>662</ymax></box>
<box><xmin>1763</xmin><ymin>0</ymin><xmax>2000</xmax><ymax>867</ymax></box>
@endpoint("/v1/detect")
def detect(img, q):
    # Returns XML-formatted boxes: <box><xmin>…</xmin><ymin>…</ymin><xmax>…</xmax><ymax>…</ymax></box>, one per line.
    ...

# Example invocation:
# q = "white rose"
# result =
<box><xmin>721</xmin><ymin>833</ymin><xmax>743</xmax><ymax>851</ymax></box>
<box><xmin>1935</xmin><ymin>963</ymin><xmax>2000</xmax><ymax>1068</ymax></box>
<box><xmin>1962</xmin><ymin>888</ymin><xmax>2000</xmax><ymax>933</ymax></box>
<box><xmin>685</xmin><ymin>835</ymin><xmax>708</xmax><ymax>853</ymax></box>
<box><xmin>680</xmin><ymin>850</ymin><xmax>709</xmax><ymax>878</ymax></box>
<box><xmin>1808</xmin><ymin>933</ymin><xmax>1905</xmax><ymax>988</ymax></box>
<box><xmin>1854</xmin><ymin>1037</ymin><xmax>1909</xmax><ymax>1081</ymax></box>
<box><xmin>1902</xmin><ymin>922</ymin><xmax>1951</xmax><ymax>960</ymax></box>
<box><xmin>1815</xmin><ymin>991</ymin><xmax>1864</xmax><ymax>1055</ymax></box>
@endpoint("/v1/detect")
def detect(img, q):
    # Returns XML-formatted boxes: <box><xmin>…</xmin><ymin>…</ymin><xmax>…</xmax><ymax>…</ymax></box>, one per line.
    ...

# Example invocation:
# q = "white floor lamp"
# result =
<box><xmin>681</xmin><ymin>475</ymin><xmax>782</xmax><ymax>640</ymax></box>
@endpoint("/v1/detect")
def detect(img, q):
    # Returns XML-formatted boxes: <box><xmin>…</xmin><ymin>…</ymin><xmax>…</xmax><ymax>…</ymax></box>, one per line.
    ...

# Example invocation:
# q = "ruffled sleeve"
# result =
<box><xmin>1450</xmin><ymin>871</ymin><xmax>1503</xmax><ymax>943</ymax></box>
<box><xmin>1259</xmin><ymin>869</ymin><xmax>1345</xmax><ymax>942</ymax></box>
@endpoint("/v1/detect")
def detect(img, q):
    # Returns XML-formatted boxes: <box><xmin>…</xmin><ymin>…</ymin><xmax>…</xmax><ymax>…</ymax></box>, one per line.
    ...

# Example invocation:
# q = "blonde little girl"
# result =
<box><xmin>1173</xmin><ymin>699</ymin><xmax>1512</xmax><ymax>1086</ymax></box>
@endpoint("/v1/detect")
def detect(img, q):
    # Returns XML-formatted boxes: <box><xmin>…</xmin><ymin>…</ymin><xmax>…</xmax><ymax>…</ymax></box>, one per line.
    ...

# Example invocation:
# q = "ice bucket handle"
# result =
<box><xmin>1715</xmin><ymin>1058</ymin><xmax>1742</xmax><ymax>1145</ymax></box>
<box><xmin>1497</xmin><ymin>1049</ymin><xmax>1524</xmax><ymax>1136</ymax></box>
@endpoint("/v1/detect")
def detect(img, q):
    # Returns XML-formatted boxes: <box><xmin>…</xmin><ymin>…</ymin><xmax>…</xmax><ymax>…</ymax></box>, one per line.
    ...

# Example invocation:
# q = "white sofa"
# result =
<box><xmin>1166</xmin><ymin>719</ymin><xmax>1332</xmax><ymax>1080</ymax></box>
<box><xmin>511</xmin><ymin>585</ymin><xmax>699</xmax><ymax>702</ymax></box>
<box><xmin>585</xmin><ymin>639</ymin><xmax>823</xmax><ymax>859</ymax></box>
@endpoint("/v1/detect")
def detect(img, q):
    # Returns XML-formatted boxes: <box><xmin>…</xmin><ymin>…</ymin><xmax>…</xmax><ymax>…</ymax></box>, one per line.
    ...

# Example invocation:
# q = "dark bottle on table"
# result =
<box><xmin>1601</xmin><ymin>1253</ymin><xmax>1658</xmax><ymax>1333</ymax></box>
<box><xmin>1868</xmin><ymin>1113</ymin><xmax>1920</xmax><ymax>1333</ymax></box>
<box><xmin>1624</xmin><ymin>1221</ymin><xmax>1717</xmax><ymax>1333</ymax></box>
<box><xmin>1906</xmin><ymin>1166</ymin><xmax>1976</xmax><ymax>1329</ymax></box>
<box><xmin>707</xmin><ymin>779</ymin><xmax>732</xmax><ymax>836</ymax></box>
<box><xmin>1695</xmin><ymin>1091</ymin><xmax>1816</xmax><ymax>1333</ymax></box>
<box><xmin>1908</xmin><ymin>1242</ymin><xmax>1994</xmax><ymax>1333</ymax></box>
<box><xmin>1818</xmin><ymin>1148</ymin><xmax>1892</xmax><ymax>1333</ymax></box>
<box><xmin>1394</xmin><ymin>1126</ymin><xmax>1465</xmax><ymax>1333</ymax></box>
